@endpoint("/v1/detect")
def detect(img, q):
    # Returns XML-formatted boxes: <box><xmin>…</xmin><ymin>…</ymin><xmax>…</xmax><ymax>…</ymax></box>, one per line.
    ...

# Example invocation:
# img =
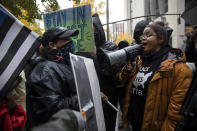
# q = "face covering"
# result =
<box><xmin>47</xmin><ymin>40</ymin><xmax>75</xmax><ymax>65</ymax></box>
<box><xmin>58</xmin><ymin>40</ymin><xmax>74</xmax><ymax>61</ymax></box>
<box><xmin>59</xmin><ymin>40</ymin><xmax>74</xmax><ymax>53</ymax></box>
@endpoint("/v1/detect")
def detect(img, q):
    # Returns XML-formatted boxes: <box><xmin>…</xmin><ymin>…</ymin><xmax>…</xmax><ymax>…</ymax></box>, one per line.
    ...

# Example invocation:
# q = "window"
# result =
<box><xmin>164</xmin><ymin>0</ymin><xmax>168</xmax><ymax>13</ymax></box>
<box><xmin>144</xmin><ymin>0</ymin><xmax>168</xmax><ymax>21</ymax></box>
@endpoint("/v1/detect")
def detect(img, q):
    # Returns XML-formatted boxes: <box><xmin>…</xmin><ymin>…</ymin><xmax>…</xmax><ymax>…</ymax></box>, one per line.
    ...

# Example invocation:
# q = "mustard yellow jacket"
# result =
<box><xmin>120</xmin><ymin>48</ymin><xmax>192</xmax><ymax>131</ymax></box>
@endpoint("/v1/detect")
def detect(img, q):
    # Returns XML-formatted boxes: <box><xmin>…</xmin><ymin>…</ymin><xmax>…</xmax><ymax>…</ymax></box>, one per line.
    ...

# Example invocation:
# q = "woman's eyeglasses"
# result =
<box><xmin>140</xmin><ymin>34</ymin><xmax>158</xmax><ymax>40</ymax></box>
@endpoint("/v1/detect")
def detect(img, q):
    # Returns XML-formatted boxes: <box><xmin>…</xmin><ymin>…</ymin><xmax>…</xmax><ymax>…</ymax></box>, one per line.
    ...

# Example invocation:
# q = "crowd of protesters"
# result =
<box><xmin>1</xmin><ymin>12</ymin><xmax>197</xmax><ymax>131</ymax></box>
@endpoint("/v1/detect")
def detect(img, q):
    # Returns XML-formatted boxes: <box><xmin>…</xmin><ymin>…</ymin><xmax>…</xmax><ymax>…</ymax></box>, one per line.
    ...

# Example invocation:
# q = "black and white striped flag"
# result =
<box><xmin>70</xmin><ymin>54</ymin><xmax>106</xmax><ymax>131</ymax></box>
<box><xmin>0</xmin><ymin>4</ymin><xmax>40</xmax><ymax>101</ymax></box>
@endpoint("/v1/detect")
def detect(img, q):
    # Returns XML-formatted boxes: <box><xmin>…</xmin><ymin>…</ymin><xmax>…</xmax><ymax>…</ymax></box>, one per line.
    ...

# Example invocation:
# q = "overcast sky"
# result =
<box><xmin>56</xmin><ymin>0</ymin><xmax>124</xmax><ymax>24</ymax></box>
<box><xmin>37</xmin><ymin>0</ymin><xmax>124</xmax><ymax>28</ymax></box>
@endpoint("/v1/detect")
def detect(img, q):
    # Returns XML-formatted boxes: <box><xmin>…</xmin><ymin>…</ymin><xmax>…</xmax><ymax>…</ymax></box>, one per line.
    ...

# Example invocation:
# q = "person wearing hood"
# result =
<box><xmin>133</xmin><ymin>20</ymin><xmax>149</xmax><ymax>44</ymax></box>
<box><xmin>26</xmin><ymin>27</ymin><xmax>79</xmax><ymax>129</ymax></box>
<box><xmin>92</xmin><ymin>13</ymin><xmax>120</xmax><ymax>131</ymax></box>
<box><xmin>120</xmin><ymin>22</ymin><xmax>192</xmax><ymax>131</ymax></box>
<box><xmin>92</xmin><ymin>13</ymin><xmax>118</xmax><ymax>51</ymax></box>
<box><xmin>92</xmin><ymin>13</ymin><xmax>106</xmax><ymax>49</ymax></box>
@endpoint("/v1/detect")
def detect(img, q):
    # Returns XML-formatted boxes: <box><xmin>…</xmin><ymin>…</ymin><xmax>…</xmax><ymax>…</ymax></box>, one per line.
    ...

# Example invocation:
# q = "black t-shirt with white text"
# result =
<box><xmin>127</xmin><ymin>46</ymin><xmax>171</xmax><ymax>131</ymax></box>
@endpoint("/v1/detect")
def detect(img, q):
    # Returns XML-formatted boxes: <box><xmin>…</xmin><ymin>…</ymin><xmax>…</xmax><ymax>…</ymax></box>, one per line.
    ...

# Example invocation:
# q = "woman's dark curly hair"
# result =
<box><xmin>146</xmin><ymin>22</ymin><xmax>167</xmax><ymax>46</ymax></box>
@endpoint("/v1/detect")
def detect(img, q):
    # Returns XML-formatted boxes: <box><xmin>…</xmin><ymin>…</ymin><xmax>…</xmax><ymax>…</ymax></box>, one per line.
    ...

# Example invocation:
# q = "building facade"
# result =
<box><xmin>124</xmin><ymin>0</ymin><xmax>186</xmax><ymax>49</ymax></box>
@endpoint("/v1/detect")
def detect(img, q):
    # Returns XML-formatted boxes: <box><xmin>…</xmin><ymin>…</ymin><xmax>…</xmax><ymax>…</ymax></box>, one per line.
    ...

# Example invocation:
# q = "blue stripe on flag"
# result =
<box><xmin>0</xmin><ymin>14</ymin><xmax>15</xmax><ymax>46</ymax></box>
<box><xmin>0</xmin><ymin>4</ymin><xmax>13</xmax><ymax>18</ymax></box>
<box><xmin>0</xmin><ymin>8</ymin><xmax>7</xmax><ymax>26</ymax></box>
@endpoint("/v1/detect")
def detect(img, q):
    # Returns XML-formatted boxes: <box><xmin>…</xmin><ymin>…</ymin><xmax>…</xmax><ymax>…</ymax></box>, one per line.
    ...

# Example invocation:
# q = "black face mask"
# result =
<box><xmin>58</xmin><ymin>41</ymin><xmax>74</xmax><ymax>62</ymax></box>
<box><xmin>48</xmin><ymin>41</ymin><xmax>74</xmax><ymax>65</ymax></box>
<box><xmin>58</xmin><ymin>40</ymin><xmax>74</xmax><ymax>54</ymax></box>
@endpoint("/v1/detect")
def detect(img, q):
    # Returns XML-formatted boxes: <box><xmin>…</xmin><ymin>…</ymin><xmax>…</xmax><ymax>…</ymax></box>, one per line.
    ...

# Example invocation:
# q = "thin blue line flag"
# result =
<box><xmin>0</xmin><ymin>4</ymin><xmax>41</xmax><ymax>102</ymax></box>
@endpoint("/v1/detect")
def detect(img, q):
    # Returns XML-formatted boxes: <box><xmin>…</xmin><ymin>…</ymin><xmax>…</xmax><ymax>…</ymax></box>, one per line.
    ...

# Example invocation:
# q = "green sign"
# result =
<box><xmin>43</xmin><ymin>4</ymin><xmax>94</xmax><ymax>52</ymax></box>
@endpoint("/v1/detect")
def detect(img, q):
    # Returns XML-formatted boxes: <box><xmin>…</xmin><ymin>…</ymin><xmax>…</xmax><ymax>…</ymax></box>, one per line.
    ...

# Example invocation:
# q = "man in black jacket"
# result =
<box><xmin>26</xmin><ymin>27</ymin><xmax>79</xmax><ymax>129</ymax></box>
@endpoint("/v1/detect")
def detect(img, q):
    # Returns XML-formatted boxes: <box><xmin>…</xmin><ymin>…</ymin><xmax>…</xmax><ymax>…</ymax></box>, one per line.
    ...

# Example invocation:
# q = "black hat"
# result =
<box><xmin>134</xmin><ymin>20</ymin><xmax>149</xmax><ymax>43</ymax></box>
<box><xmin>41</xmin><ymin>27</ymin><xmax>79</xmax><ymax>47</ymax></box>
<box><xmin>118</xmin><ymin>40</ymin><xmax>129</xmax><ymax>49</ymax></box>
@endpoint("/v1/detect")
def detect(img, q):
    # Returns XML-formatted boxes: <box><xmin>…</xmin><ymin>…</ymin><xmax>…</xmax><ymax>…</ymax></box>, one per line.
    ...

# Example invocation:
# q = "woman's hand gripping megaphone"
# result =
<box><xmin>124</xmin><ymin>61</ymin><xmax>136</xmax><ymax>74</ymax></box>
